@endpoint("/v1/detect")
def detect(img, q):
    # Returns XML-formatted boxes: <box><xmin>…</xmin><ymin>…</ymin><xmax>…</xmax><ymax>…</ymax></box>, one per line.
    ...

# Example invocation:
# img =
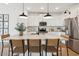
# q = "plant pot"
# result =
<box><xmin>19</xmin><ymin>32</ymin><xmax>23</xmax><ymax>36</ymax></box>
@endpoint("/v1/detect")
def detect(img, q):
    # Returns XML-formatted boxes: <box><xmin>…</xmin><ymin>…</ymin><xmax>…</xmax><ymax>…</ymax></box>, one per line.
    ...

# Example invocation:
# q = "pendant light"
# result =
<box><xmin>19</xmin><ymin>3</ymin><xmax>28</xmax><ymax>19</ymax></box>
<box><xmin>64</xmin><ymin>10</ymin><xmax>71</xmax><ymax>15</ymax></box>
<box><xmin>43</xmin><ymin>3</ymin><xmax>52</xmax><ymax>19</ymax></box>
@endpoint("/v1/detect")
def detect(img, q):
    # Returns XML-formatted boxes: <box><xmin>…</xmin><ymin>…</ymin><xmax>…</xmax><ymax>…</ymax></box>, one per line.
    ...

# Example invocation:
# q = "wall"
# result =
<box><xmin>0</xmin><ymin>3</ymin><xmax>28</xmax><ymax>35</ymax></box>
<box><xmin>28</xmin><ymin>14</ymin><xmax>65</xmax><ymax>26</ymax></box>
<box><xmin>0</xmin><ymin>3</ymin><xmax>69</xmax><ymax>35</ymax></box>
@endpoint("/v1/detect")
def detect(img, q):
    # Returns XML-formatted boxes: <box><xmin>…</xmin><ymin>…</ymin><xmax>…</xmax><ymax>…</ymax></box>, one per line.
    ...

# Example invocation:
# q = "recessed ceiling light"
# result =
<box><xmin>55</xmin><ymin>7</ymin><xmax>59</xmax><ymax>10</ymax></box>
<box><xmin>40</xmin><ymin>7</ymin><xmax>44</xmax><ymax>10</ymax></box>
<box><xmin>77</xmin><ymin>8</ymin><xmax>79</xmax><ymax>10</ymax></box>
<box><xmin>27</xmin><ymin>7</ymin><xmax>30</xmax><ymax>10</ymax></box>
<box><xmin>4</xmin><ymin>3</ymin><xmax>8</xmax><ymax>5</ymax></box>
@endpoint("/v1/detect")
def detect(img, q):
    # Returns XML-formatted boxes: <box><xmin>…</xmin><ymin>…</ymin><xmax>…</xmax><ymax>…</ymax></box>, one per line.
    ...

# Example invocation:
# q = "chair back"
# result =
<box><xmin>10</xmin><ymin>39</ymin><xmax>24</xmax><ymax>47</ymax></box>
<box><xmin>1</xmin><ymin>34</ymin><xmax>10</xmax><ymax>39</ymax></box>
<box><xmin>61</xmin><ymin>34</ymin><xmax>70</xmax><ymax>39</ymax></box>
<box><xmin>46</xmin><ymin>39</ymin><xmax>59</xmax><ymax>56</ymax></box>
<box><xmin>47</xmin><ymin>39</ymin><xmax>59</xmax><ymax>47</ymax></box>
<box><xmin>28</xmin><ymin>39</ymin><xmax>41</xmax><ymax>46</ymax></box>
<box><xmin>28</xmin><ymin>39</ymin><xmax>41</xmax><ymax>56</ymax></box>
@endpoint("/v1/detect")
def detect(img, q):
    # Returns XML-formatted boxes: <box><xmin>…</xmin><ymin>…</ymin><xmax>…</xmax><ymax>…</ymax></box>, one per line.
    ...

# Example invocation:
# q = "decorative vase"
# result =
<box><xmin>19</xmin><ymin>32</ymin><xmax>23</xmax><ymax>36</ymax></box>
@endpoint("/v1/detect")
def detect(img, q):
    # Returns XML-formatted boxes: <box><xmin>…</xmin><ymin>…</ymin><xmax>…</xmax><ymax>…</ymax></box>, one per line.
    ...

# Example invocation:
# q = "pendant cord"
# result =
<box><xmin>23</xmin><ymin>3</ymin><xmax>24</xmax><ymax>12</ymax></box>
<box><xmin>47</xmin><ymin>3</ymin><xmax>49</xmax><ymax>13</ymax></box>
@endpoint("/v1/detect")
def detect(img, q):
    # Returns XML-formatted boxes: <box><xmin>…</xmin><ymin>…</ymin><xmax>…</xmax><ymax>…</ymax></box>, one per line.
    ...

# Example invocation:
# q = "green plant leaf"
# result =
<box><xmin>15</xmin><ymin>22</ymin><xmax>26</xmax><ymax>32</ymax></box>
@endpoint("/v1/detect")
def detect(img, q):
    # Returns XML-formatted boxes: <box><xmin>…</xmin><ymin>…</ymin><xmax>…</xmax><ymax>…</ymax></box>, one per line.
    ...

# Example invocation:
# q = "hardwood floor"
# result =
<box><xmin>0</xmin><ymin>46</ymin><xmax>79</xmax><ymax>56</ymax></box>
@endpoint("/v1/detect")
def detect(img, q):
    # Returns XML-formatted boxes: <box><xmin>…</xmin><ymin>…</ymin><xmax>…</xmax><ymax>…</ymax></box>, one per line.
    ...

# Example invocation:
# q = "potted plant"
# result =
<box><xmin>15</xmin><ymin>23</ymin><xmax>26</xmax><ymax>36</ymax></box>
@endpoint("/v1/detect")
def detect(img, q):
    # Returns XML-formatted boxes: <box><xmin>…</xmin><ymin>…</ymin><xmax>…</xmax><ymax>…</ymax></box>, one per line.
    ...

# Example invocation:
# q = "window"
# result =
<box><xmin>0</xmin><ymin>14</ymin><xmax>9</xmax><ymax>35</ymax></box>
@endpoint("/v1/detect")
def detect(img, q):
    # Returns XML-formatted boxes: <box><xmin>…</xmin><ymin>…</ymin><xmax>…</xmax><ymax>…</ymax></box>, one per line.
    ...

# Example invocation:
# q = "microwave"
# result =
<box><xmin>39</xmin><ymin>22</ymin><xmax>47</xmax><ymax>26</ymax></box>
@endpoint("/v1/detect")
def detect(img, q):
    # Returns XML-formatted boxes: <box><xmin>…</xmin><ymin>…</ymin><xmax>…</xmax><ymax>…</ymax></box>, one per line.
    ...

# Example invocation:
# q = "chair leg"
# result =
<box><xmin>66</xmin><ymin>45</ymin><xmax>69</xmax><ymax>56</ymax></box>
<box><xmin>11</xmin><ymin>50</ymin><xmax>13</xmax><ymax>56</ymax></box>
<box><xmin>40</xmin><ymin>52</ymin><xmax>41</xmax><ymax>56</ymax></box>
<box><xmin>39</xmin><ymin>40</ymin><xmax>41</xmax><ymax>56</ymax></box>
<box><xmin>23</xmin><ymin>53</ymin><xmax>25</xmax><ymax>56</ymax></box>
<box><xmin>60</xmin><ymin>46</ymin><xmax>62</xmax><ymax>56</ymax></box>
<box><xmin>57</xmin><ymin>48</ymin><xmax>58</xmax><ymax>56</ymax></box>
<box><xmin>22</xmin><ymin>40</ymin><xmax>25</xmax><ymax>56</ymax></box>
<box><xmin>52</xmin><ymin>53</ymin><xmax>54</xmax><ymax>56</ymax></box>
<box><xmin>57</xmin><ymin>51</ymin><xmax>58</xmax><ymax>56</ymax></box>
<box><xmin>28</xmin><ymin>51</ymin><xmax>29</xmax><ymax>56</ymax></box>
<box><xmin>1</xmin><ymin>40</ymin><xmax>4</xmax><ymax>56</ymax></box>
<box><xmin>10</xmin><ymin>40</ymin><xmax>13</xmax><ymax>56</ymax></box>
<box><xmin>45</xmin><ymin>40</ymin><xmax>47</xmax><ymax>56</ymax></box>
<box><xmin>41</xmin><ymin>50</ymin><xmax>43</xmax><ymax>56</ymax></box>
<box><xmin>30</xmin><ymin>52</ymin><xmax>32</xmax><ymax>56</ymax></box>
<box><xmin>8</xmin><ymin>46</ymin><xmax>10</xmax><ymax>56</ymax></box>
<box><xmin>23</xmin><ymin>49</ymin><xmax>25</xmax><ymax>56</ymax></box>
<box><xmin>66</xmin><ymin>41</ymin><xmax>69</xmax><ymax>56</ymax></box>
<box><xmin>45</xmin><ymin>52</ymin><xmax>47</xmax><ymax>56</ymax></box>
<box><xmin>1</xmin><ymin>45</ymin><xmax>3</xmax><ymax>56</ymax></box>
<box><xmin>27</xmin><ymin>40</ymin><xmax>29</xmax><ymax>56</ymax></box>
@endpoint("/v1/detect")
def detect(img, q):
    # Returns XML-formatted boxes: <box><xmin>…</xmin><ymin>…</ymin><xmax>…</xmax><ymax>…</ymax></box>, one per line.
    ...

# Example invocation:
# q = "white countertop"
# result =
<box><xmin>3</xmin><ymin>32</ymin><xmax>68</xmax><ymax>41</ymax></box>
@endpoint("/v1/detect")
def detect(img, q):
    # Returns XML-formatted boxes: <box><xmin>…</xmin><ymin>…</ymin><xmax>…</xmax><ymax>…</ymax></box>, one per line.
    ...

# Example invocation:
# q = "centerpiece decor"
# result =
<box><xmin>15</xmin><ymin>23</ymin><xmax>26</xmax><ymax>36</ymax></box>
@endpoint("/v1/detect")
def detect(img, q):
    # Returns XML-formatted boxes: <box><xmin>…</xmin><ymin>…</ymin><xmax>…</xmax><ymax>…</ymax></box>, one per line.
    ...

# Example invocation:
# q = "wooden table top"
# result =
<box><xmin>2</xmin><ymin>32</ymin><xmax>69</xmax><ymax>41</ymax></box>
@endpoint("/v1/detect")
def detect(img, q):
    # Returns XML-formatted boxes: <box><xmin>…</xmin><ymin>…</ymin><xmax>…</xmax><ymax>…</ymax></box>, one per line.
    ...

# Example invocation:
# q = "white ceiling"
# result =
<box><xmin>0</xmin><ymin>3</ymin><xmax>79</xmax><ymax>15</ymax></box>
<box><xmin>24</xmin><ymin>3</ymin><xmax>78</xmax><ymax>12</ymax></box>
<box><xmin>21</xmin><ymin>3</ymin><xmax>78</xmax><ymax>12</ymax></box>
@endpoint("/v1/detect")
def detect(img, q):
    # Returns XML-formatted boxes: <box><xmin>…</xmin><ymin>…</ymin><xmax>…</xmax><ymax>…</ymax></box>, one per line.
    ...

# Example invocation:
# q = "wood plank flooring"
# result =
<box><xmin>0</xmin><ymin>46</ymin><xmax>79</xmax><ymax>56</ymax></box>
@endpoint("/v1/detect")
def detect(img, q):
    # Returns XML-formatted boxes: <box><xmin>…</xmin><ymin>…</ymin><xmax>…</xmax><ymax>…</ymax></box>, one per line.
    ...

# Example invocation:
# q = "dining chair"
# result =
<box><xmin>28</xmin><ymin>39</ymin><xmax>41</xmax><ymax>56</ymax></box>
<box><xmin>43</xmin><ymin>39</ymin><xmax>59</xmax><ymax>56</ymax></box>
<box><xmin>0</xmin><ymin>34</ymin><xmax>10</xmax><ymax>56</ymax></box>
<box><xmin>10</xmin><ymin>39</ymin><xmax>28</xmax><ymax>56</ymax></box>
<box><xmin>61</xmin><ymin>34</ymin><xmax>70</xmax><ymax>56</ymax></box>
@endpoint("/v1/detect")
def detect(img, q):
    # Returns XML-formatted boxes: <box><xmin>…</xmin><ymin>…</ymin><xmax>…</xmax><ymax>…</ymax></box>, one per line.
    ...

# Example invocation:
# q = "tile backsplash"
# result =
<box><xmin>27</xmin><ymin>26</ymin><xmax>65</xmax><ymax>33</ymax></box>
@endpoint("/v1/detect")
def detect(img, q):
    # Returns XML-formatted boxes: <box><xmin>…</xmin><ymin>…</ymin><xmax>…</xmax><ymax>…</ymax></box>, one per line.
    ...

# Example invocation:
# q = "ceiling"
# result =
<box><xmin>24</xmin><ymin>3</ymin><xmax>78</xmax><ymax>12</ymax></box>
<box><xmin>23</xmin><ymin>3</ymin><xmax>78</xmax><ymax>12</ymax></box>
<box><xmin>0</xmin><ymin>3</ymin><xmax>79</xmax><ymax>15</ymax></box>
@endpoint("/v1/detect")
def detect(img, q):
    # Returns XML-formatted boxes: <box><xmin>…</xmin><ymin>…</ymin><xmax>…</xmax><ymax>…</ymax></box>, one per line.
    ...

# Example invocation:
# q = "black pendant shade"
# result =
<box><xmin>44</xmin><ymin>3</ymin><xmax>52</xmax><ymax>19</ymax></box>
<box><xmin>64</xmin><ymin>10</ymin><xmax>71</xmax><ymax>15</ymax></box>
<box><xmin>19</xmin><ymin>3</ymin><xmax>28</xmax><ymax>19</ymax></box>
<box><xmin>19</xmin><ymin>12</ymin><xmax>28</xmax><ymax>17</ymax></box>
<box><xmin>44</xmin><ymin>13</ymin><xmax>52</xmax><ymax>17</ymax></box>
<box><xmin>64</xmin><ymin>11</ymin><xmax>67</xmax><ymax>14</ymax></box>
